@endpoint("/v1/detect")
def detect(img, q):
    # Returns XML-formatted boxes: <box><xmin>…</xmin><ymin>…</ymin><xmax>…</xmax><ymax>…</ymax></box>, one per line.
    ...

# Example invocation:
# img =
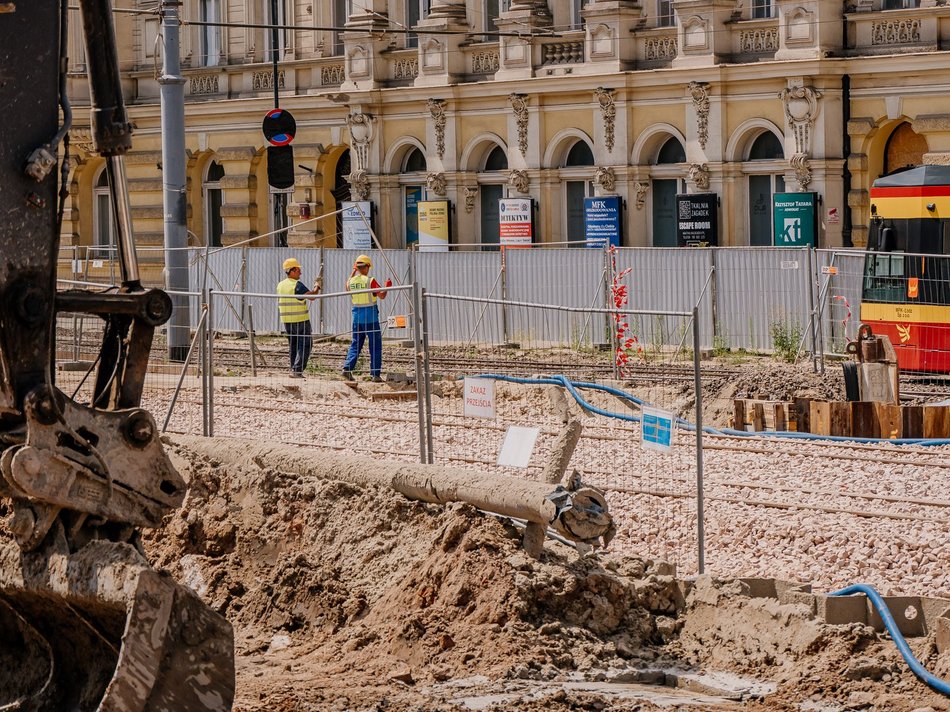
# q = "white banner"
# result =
<box><xmin>342</xmin><ymin>201</ymin><xmax>373</xmax><ymax>250</ymax></box>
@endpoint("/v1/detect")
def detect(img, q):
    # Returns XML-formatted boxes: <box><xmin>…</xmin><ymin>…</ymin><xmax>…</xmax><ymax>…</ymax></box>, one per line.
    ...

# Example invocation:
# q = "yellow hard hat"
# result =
<box><xmin>355</xmin><ymin>254</ymin><xmax>372</xmax><ymax>267</ymax></box>
<box><xmin>283</xmin><ymin>257</ymin><xmax>302</xmax><ymax>272</ymax></box>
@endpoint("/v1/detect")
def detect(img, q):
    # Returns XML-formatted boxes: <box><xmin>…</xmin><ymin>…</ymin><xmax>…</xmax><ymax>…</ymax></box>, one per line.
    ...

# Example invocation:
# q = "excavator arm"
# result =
<box><xmin>0</xmin><ymin>2</ymin><xmax>234</xmax><ymax>709</ymax></box>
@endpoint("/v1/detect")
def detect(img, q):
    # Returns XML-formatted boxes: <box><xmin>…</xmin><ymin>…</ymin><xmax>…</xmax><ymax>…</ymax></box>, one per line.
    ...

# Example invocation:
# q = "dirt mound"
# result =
<box><xmin>136</xmin><ymin>440</ymin><xmax>950</xmax><ymax>711</ymax></box>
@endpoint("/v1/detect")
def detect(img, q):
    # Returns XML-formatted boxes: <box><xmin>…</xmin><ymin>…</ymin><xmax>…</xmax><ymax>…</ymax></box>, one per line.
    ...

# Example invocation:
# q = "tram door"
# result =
<box><xmin>652</xmin><ymin>179</ymin><xmax>678</xmax><ymax>247</ymax></box>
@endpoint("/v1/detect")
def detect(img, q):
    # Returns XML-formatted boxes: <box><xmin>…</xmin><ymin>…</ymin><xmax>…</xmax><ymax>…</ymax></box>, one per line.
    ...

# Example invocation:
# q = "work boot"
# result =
<box><xmin>370</xmin><ymin>375</ymin><xmax>383</xmax><ymax>383</ymax></box>
<box><xmin>342</xmin><ymin>370</ymin><xmax>355</xmax><ymax>382</ymax></box>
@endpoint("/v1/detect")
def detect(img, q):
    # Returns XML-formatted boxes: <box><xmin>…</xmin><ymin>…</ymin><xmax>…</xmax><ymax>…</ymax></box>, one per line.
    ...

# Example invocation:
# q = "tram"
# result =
<box><xmin>860</xmin><ymin>165</ymin><xmax>950</xmax><ymax>372</ymax></box>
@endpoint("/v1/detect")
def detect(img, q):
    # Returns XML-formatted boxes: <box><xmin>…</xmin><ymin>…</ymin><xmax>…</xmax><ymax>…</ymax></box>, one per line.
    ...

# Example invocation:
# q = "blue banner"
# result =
<box><xmin>583</xmin><ymin>196</ymin><xmax>622</xmax><ymax>248</ymax></box>
<box><xmin>405</xmin><ymin>186</ymin><xmax>422</xmax><ymax>247</ymax></box>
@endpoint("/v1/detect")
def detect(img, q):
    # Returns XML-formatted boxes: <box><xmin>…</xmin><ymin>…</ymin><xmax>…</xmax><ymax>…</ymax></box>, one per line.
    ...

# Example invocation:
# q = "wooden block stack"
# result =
<box><xmin>734</xmin><ymin>398</ymin><xmax>950</xmax><ymax>439</ymax></box>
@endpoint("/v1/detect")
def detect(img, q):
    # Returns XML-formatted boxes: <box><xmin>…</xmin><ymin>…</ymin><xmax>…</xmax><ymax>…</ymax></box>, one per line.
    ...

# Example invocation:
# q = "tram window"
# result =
<box><xmin>864</xmin><ymin>253</ymin><xmax>906</xmax><ymax>303</ymax></box>
<box><xmin>944</xmin><ymin>222</ymin><xmax>950</xmax><ymax>254</ymax></box>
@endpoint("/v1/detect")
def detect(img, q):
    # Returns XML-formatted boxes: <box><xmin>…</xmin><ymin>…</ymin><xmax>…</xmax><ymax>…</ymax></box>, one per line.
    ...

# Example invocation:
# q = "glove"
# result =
<box><xmin>313</xmin><ymin>277</ymin><xmax>323</xmax><ymax>291</ymax></box>
<box><xmin>385</xmin><ymin>279</ymin><xmax>392</xmax><ymax>288</ymax></box>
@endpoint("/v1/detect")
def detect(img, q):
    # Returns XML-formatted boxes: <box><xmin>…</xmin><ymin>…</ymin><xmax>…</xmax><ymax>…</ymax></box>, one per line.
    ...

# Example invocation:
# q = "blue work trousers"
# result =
<box><xmin>285</xmin><ymin>320</ymin><xmax>312</xmax><ymax>374</ymax></box>
<box><xmin>344</xmin><ymin>308</ymin><xmax>382</xmax><ymax>377</ymax></box>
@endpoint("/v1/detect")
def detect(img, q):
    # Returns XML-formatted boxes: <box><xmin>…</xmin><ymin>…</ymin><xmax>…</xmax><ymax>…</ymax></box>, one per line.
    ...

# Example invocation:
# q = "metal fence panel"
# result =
<box><xmin>615</xmin><ymin>247</ymin><xmax>714</xmax><ymax>350</ymax></box>
<box><xmin>816</xmin><ymin>249</ymin><xmax>865</xmax><ymax>356</ymax></box>
<box><xmin>505</xmin><ymin>248</ymin><xmax>607</xmax><ymax>347</ymax></box>
<box><xmin>714</xmin><ymin>247</ymin><xmax>812</xmax><ymax>353</ymax></box>
<box><xmin>417</xmin><ymin>251</ymin><xmax>504</xmax><ymax>344</ymax></box>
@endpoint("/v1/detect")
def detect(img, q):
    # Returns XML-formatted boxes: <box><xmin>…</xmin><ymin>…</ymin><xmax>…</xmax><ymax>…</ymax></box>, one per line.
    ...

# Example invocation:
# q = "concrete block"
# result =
<box><xmin>869</xmin><ymin>597</ymin><xmax>925</xmax><ymax>638</ymax></box>
<box><xmin>781</xmin><ymin>590</ymin><xmax>818</xmax><ymax>614</ymax></box>
<box><xmin>817</xmin><ymin>595</ymin><xmax>867</xmax><ymax>626</ymax></box>
<box><xmin>936</xmin><ymin>617</ymin><xmax>950</xmax><ymax>655</ymax></box>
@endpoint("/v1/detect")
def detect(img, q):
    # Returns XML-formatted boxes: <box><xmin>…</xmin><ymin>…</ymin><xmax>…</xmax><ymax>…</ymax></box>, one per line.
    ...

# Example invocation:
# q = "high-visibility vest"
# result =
<box><xmin>277</xmin><ymin>278</ymin><xmax>309</xmax><ymax>323</ymax></box>
<box><xmin>348</xmin><ymin>273</ymin><xmax>377</xmax><ymax>306</ymax></box>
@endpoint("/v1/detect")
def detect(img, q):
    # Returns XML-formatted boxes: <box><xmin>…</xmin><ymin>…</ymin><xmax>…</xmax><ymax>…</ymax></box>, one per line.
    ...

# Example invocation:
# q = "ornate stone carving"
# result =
<box><xmin>321</xmin><ymin>64</ymin><xmax>346</xmax><ymax>86</ymax></box>
<box><xmin>688</xmin><ymin>81</ymin><xmax>710</xmax><ymax>151</ymax></box>
<box><xmin>508</xmin><ymin>169</ymin><xmax>530</xmax><ymax>194</ymax></box>
<box><xmin>393</xmin><ymin>56</ymin><xmax>419</xmax><ymax>80</ymax></box>
<box><xmin>790</xmin><ymin>153</ymin><xmax>812</xmax><ymax>191</ymax></box>
<box><xmin>779</xmin><ymin>85</ymin><xmax>821</xmax><ymax>156</ymax></box>
<box><xmin>471</xmin><ymin>50</ymin><xmax>499</xmax><ymax>74</ymax></box>
<box><xmin>427</xmin><ymin>98</ymin><xmax>446</xmax><ymax>159</ymax></box>
<box><xmin>190</xmin><ymin>73</ymin><xmax>219</xmax><ymax>95</ymax></box>
<box><xmin>594</xmin><ymin>166</ymin><xmax>616</xmax><ymax>194</ymax></box>
<box><xmin>252</xmin><ymin>70</ymin><xmax>285</xmax><ymax>91</ymax></box>
<box><xmin>634</xmin><ymin>181</ymin><xmax>650</xmax><ymax>210</ymax></box>
<box><xmin>645</xmin><ymin>36</ymin><xmax>677</xmax><ymax>61</ymax></box>
<box><xmin>463</xmin><ymin>186</ymin><xmax>478</xmax><ymax>213</ymax></box>
<box><xmin>872</xmin><ymin>19</ymin><xmax>921</xmax><ymax>45</ymax></box>
<box><xmin>687</xmin><ymin>163</ymin><xmax>710</xmax><ymax>191</ymax></box>
<box><xmin>739</xmin><ymin>28</ymin><xmax>779</xmax><ymax>54</ymax></box>
<box><xmin>348</xmin><ymin>169</ymin><xmax>370</xmax><ymax>200</ymax></box>
<box><xmin>346</xmin><ymin>112</ymin><xmax>375</xmax><ymax>193</ymax></box>
<box><xmin>594</xmin><ymin>87</ymin><xmax>616</xmax><ymax>154</ymax></box>
<box><xmin>426</xmin><ymin>172</ymin><xmax>447</xmax><ymax>197</ymax></box>
<box><xmin>509</xmin><ymin>93</ymin><xmax>529</xmax><ymax>156</ymax></box>
<box><xmin>68</xmin><ymin>129</ymin><xmax>96</xmax><ymax>154</ymax></box>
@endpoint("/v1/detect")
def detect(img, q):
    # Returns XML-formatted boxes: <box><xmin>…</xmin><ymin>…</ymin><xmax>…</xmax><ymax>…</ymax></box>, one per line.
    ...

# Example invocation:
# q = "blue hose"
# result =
<box><xmin>475</xmin><ymin>373</ymin><xmax>950</xmax><ymax>447</ymax></box>
<box><xmin>830</xmin><ymin>584</ymin><xmax>950</xmax><ymax>697</ymax></box>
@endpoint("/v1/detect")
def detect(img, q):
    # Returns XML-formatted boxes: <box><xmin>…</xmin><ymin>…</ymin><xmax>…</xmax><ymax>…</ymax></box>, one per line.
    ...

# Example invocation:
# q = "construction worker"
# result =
<box><xmin>343</xmin><ymin>254</ymin><xmax>391</xmax><ymax>382</ymax></box>
<box><xmin>277</xmin><ymin>257</ymin><xmax>321</xmax><ymax>378</ymax></box>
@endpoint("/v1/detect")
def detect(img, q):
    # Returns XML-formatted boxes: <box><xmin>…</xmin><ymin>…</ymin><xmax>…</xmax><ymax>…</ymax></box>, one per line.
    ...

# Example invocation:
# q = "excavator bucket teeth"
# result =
<box><xmin>0</xmin><ymin>538</ymin><xmax>234</xmax><ymax>711</ymax></box>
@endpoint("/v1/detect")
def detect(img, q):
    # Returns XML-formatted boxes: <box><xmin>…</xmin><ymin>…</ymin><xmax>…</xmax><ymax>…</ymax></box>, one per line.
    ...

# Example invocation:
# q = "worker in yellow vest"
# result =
<box><xmin>342</xmin><ymin>254</ymin><xmax>390</xmax><ymax>382</ymax></box>
<box><xmin>277</xmin><ymin>257</ymin><xmax>321</xmax><ymax>378</ymax></box>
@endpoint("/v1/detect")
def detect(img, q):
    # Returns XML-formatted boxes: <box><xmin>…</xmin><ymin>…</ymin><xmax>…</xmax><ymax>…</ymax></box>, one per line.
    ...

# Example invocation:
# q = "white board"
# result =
<box><xmin>463</xmin><ymin>377</ymin><xmax>495</xmax><ymax>419</ymax></box>
<box><xmin>497</xmin><ymin>426</ymin><xmax>540</xmax><ymax>468</ymax></box>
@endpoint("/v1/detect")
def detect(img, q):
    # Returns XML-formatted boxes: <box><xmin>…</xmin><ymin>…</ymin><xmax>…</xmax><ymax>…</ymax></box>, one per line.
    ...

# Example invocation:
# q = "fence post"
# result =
<box><xmin>412</xmin><ymin>280</ymin><xmax>427</xmax><ymax>464</ymax></box>
<box><xmin>604</xmin><ymin>246</ymin><xmax>618</xmax><ymax>379</ymax></box>
<box><xmin>318</xmin><ymin>245</ymin><xmax>325</xmax><ymax>336</ymax></box>
<box><xmin>500</xmin><ymin>248</ymin><xmax>510</xmax><ymax>346</ymax></box>
<box><xmin>420</xmin><ymin>288</ymin><xmax>434</xmax><ymax>465</ymax></box>
<box><xmin>709</xmin><ymin>249</ymin><xmax>719</xmax><ymax>348</ymax></box>
<box><xmin>200</xmin><ymin>288</ymin><xmax>209</xmax><ymax>436</ymax></box>
<box><xmin>806</xmin><ymin>246</ymin><xmax>818</xmax><ymax>372</ymax></box>
<box><xmin>693</xmin><ymin>305</ymin><xmax>705</xmax><ymax>575</ymax></box>
<box><xmin>205</xmin><ymin>290</ymin><xmax>215</xmax><ymax>437</ymax></box>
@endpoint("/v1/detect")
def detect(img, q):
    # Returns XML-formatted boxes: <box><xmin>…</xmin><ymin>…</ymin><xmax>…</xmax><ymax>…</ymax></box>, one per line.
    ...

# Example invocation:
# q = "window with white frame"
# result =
<box><xmin>93</xmin><ymin>168</ymin><xmax>117</xmax><ymax>259</ymax></box>
<box><xmin>406</xmin><ymin>0</ymin><xmax>430</xmax><ymax>48</ymax></box>
<box><xmin>751</xmin><ymin>0</ymin><xmax>774</xmax><ymax>19</ymax></box>
<box><xmin>264</xmin><ymin>0</ymin><xmax>290</xmax><ymax>61</ymax></box>
<box><xmin>657</xmin><ymin>0</ymin><xmax>673</xmax><ymax>27</ymax></box>
<box><xmin>199</xmin><ymin>0</ymin><xmax>221</xmax><ymax>66</ymax></box>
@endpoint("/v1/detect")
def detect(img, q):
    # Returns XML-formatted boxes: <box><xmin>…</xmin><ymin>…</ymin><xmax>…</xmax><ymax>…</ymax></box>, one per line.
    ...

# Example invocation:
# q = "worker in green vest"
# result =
<box><xmin>343</xmin><ymin>254</ymin><xmax>390</xmax><ymax>382</ymax></box>
<box><xmin>277</xmin><ymin>257</ymin><xmax>321</xmax><ymax>378</ymax></box>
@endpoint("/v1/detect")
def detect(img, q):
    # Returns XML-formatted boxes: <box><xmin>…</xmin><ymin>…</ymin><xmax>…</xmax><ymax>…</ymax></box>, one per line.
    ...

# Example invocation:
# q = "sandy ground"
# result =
<box><xmin>140</xmin><ymin>437</ymin><xmax>950</xmax><ymax>711</ymax></box>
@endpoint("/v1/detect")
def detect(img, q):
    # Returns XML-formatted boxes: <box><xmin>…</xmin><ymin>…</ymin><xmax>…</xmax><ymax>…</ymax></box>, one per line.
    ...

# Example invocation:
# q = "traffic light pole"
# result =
<box><xmin>159</xmin><ymin>0</ymin><xmax>190</xmax><ymax>361</ymax></box>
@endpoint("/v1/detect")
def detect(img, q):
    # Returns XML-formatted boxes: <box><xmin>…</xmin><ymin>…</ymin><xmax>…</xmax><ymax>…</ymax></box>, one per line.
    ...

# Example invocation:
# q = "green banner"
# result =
<box><xmin>772</xmin><ymin>192</ymin><xmax>818</xmax><ymax>247</ymax></box>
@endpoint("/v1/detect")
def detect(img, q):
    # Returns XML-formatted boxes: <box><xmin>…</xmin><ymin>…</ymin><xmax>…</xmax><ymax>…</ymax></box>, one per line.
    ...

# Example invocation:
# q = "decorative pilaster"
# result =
<box><xmin>780</xmin><ymin>83</ymin><xmax>821</xmax><ymax>191</ymax></box>
<box><xmin>426</xmin><ymin>172</ymin><xmax>447</xmax><ymax>196</ymax></box>
<box><xmin>494</xmin><ymin>1</ymin><xmax>553</xmax><ymax>80</ymax></box>
<box><xmin>427</xmin><ymin>99</ymin><xmax>447</xmax><ymax>159</ymax></box>
<box><xmin>510</xmin><ymin>93</ymin><xmax>530</xmax><ymax>156</ymax></box>
<box><xmin>341</xmin><ymin>1</ymin><xmax>392</xmax><ymax>90</ymax></box>
<box><xmin>594</xmin><ymin>166</ymin><xmax>617</xmax><ymax>194</ymax></box>
<box><xmin>687</xmin><ymin>163</ymin><xmax>710</xmax><ymax>191</ymax></box>
<box><xmin>508</xmin><ymin>169</ymin><xmax>530</xmax><ymax>194</ymax></box>
<box><xmin>775</xmin><ymin>0</ymin><xmax>844</xmax><ymax>61</ymax></box>
<box><xmin>672</xmin><ymin>0</ymin><xmax>735</xmax><ymax>68</ymax></box>
<box><xmin>346</xmin><ymin>111</ymin><xmax>375</xmax><ymax>200</ymax></box>
<box><xmin>688</xmin><ymin>82</ymin><xmax>710</xmax><ymax>151</ymax></box>
<box><xmin>463</xmin><ymin>186</ymin><xmax>478</xmax><ymax>212</ymax></box>
<box><xmin>414</xmin><ymin>0</ymin><xmax>468</xmax><ymax>86</ymax></box>
<box><xmin>634</xmin><ymin>181</ymin><xmax>650</xmax><ymax>210</ymax></box>
<box><xmin>581</xmin><ymin>1</ymin><xmax>645</xmax><ymax>72</ymax></box>
<box><xmin>593</xmin><ymin>88</ymin><xmax>616</xmax><ymax>154</ymax></box>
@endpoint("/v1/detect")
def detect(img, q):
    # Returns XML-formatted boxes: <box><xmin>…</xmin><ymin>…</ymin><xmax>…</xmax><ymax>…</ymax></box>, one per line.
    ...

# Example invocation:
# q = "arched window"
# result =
<box><xmin>563</xmin><ymin>140</ymin><xmax>595</xmax><ymax>246</ymax></box>
<box><xmin>652</xmin><ymin>138</ymin><xmax>686</xmax><ymax>246</ymax></box>
<box><xmin>484</xmin><ymin>145</ymin><xmax>508</xmax><ymax>172</ymax></box>
<box><xmin>203</xmin><ymin>160</ymin><xmax>225</xmax><ymax>247</ymax></box>
<box><xmin>745</xmin><ymin>131</ymin><xmax>786</xmax><ymax>246</ymax></box>
<box><xmin>479</xmin><ymin>145</ymin><xmax>508</xmax><ymax>249</ymax></box>
<box><xmin>884</xmin><ymin>122</ymin><xmax>927</xmax><ymax>175</ymax></box>
<box><xmin>93</xmin><ymin>167</ymin><xmax>117</xmax><ymax>259</ymax></box>
<box><xmin>404</xmin><ymin>148</ymin><xmax>427</xmax><ymax>173</ymax></box>
<box><xmin>401</xmin><ymin>147</ymin><xmax>426</xmax><ymax>247</ymax></box>
<box><xmin>657</xmin><ymin>137</ymin><xmax>686</xmax><ymax>164</ymax></box>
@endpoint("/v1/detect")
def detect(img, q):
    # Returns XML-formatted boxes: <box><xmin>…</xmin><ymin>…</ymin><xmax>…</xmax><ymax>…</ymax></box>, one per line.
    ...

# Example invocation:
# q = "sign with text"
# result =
<box><xmin>463</xmin><ymin>377</ymin><xmax>496</xmax><ymax>419</ymax></box>
<box><xmin>641</xmin><ymin>406</ymin><xmax>675</xmax><ymax>452</ymax></box>
<box><xmin>676</xmin><ymin>193</ymin><xmax>718</xmax><ymax>247</ymax></box>
<box><xmin>499</xmin><ymin>198</ymin><xmax>533</xmax><ymax>247</ymax></box>
<box><xmin>773</xmin><ymin>192</ymin><xmax>818</xmax><ymax>247</ymax></box>
<box><xmin>405</xmin><ymin>186</ymin><xmax>422</xmax><ymax>246</ymax></box>
<box><xmin>418</xmin><ymin>200</ymin><xmax>450</xmax><ymax>251</ymax></box>
<box><xmin>341</xmin><ymin>201</ymin><xmax>373</xmax><ymax>250</ymax></box>
<box><xmin>583</xmin><ymin>196</ymin><xmax>622</xmax><ymax>247</ymax></box>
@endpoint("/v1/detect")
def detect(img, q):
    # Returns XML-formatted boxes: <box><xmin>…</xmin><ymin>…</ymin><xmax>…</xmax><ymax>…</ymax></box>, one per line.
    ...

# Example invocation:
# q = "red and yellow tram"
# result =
<box><xmin>861</xmin><ymin>165</ymin><xmax>950</xmax><ymax>372</ymax></box>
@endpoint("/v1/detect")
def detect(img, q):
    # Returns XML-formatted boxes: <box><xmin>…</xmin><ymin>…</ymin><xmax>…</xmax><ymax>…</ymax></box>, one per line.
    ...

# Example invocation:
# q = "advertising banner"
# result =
<box><xmin>676</xmin><ymin>193</ymin><xmax>718</xmax><ymax>247</ymax></box>
<box><xmin>773</xmin><ymin>192</ymin><xmax>818</xmax><ymax>247</ymax></box>
<box><xmin>341</xmin><ymin>201</ymin><xmax>373</xmax><ymax>250</ymax></box>
<box><xmin>499</xmin><ymin>198</ymin><xmax>533</xmax><ymax>247</ymax></box>
<box><xmin>418</xmin><ymin>200</ymin><xmax>451</xmax><ymax>251</ymax></box>
<box><xmin>405</xmin><ymin>186</ymin><xmax>422</xmax><ymax>247</ymax></box>
<box><xmin>583</xmin><ymin>196</ymin><xmax>622</xmax><ymax>247</ymax></box>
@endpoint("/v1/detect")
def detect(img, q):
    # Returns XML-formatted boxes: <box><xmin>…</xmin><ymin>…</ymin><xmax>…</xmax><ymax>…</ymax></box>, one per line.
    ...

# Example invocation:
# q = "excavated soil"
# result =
<box><xmin>138</xmin><ymin>440</ymin><xmax>950</xmax><ymax>711</ymax></box>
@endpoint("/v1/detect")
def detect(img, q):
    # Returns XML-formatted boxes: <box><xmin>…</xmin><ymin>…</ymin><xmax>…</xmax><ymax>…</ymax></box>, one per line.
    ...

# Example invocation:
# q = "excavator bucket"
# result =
<box><xmin>0</xmin><ymin>536</ymin><xmax>234</xmax><ymax>711</ymax></box>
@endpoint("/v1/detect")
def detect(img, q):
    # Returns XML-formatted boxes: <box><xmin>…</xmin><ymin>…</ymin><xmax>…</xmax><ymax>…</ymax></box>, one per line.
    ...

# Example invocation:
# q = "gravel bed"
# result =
<box><xmin>147</xmin><ymin>377</ymin><xmax>950</xmax><ymax>601</ymax></box>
